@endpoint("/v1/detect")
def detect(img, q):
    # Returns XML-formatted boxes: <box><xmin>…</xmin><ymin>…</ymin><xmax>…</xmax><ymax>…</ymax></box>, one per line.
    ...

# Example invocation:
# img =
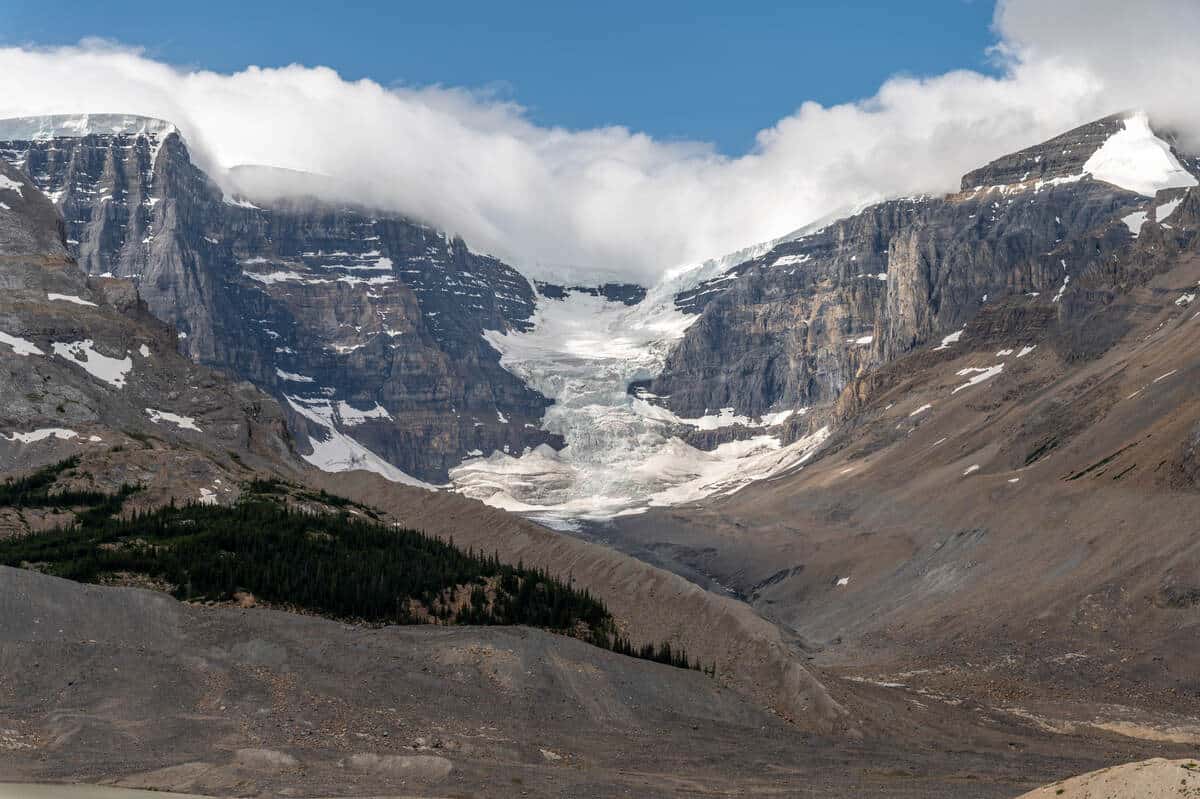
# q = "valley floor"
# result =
<box><xmin>1</xmin><ymin>564</ymin><xmax>1193</xmax><ymax>798</ymax></box>
<box><xmin>584</xmin><ymin>250</ymin><xmax>1200</xmax><ymax>794</ymax></box>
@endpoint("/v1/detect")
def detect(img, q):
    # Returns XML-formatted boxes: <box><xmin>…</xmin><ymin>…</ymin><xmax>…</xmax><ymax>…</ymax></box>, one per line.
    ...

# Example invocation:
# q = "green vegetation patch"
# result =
<box><xmin>0</xmin><ymin>500</ymin><xmax>604</xmax><ymax>626</ymax></box>
<box><xmin>0</xmin><ymin>496</ymin><xmax>708</xmax><ymax>672</ymax></box>
<box><xmin>0</xmin><ymin>457</ymin><xmax>136</xmax><ymax>510</ymax></box>
<box><xmin>242</xmin><ymin>476</ymin><xmax>380</xmax><ymax>518</ymax></box>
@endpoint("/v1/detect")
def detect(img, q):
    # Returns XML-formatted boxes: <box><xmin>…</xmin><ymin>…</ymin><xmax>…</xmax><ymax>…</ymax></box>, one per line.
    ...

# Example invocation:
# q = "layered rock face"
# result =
<box><xmin>0</xmin><ymin>155</ymin><xmax>296</xmax><ymax>496</ymax></box>
<box><xmin>0</xmin><ymin>115</ymin><xmax>557</xmax><ymax>482</ymax></box>
<box><xmin>650</xmin><ymin>116</ymin><xmax>1178</xmax><ymax>422</ymax></box>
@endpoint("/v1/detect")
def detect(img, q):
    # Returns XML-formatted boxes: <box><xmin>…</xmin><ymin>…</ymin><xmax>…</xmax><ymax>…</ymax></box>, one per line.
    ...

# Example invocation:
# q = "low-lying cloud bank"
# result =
<box><xmin>0</xmin><ymin>0</ymin><xmax>1197</xmax><ymax>285</ymax></box>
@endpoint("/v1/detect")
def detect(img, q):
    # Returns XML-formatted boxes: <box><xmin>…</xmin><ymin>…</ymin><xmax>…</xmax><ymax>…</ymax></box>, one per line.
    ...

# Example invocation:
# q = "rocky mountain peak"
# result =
<box><xmin>959</xmin><ymin>113</ymin><xmax>1127</xmax><ymax>190</ymax></box>
<box><xmin>633</xmin><ymin>113</ymin><xmax>1165</xmax><ymax>500</ymax></box>
<box><xmin>959</xmin><ymin>111</ymin><xmax>1200</xmax><ymax>196</ymax></box>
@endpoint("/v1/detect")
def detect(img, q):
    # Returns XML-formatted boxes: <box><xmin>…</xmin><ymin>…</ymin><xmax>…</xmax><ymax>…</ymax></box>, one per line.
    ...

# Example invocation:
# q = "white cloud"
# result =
<box><xmin>0</xmin><ymin>1</ymin><xmax>1196</xmax><ymax>285</ymax></box>
<box><xmin>995</xmin><ymin>0</ymin><xmax>1200</xmax><ymax>150</ymax></box>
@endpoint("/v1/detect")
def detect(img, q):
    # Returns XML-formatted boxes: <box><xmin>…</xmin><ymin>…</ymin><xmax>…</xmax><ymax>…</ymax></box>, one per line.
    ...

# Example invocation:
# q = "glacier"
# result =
<box><xmin>449</xmin><ymin>270</ymin><xmax>828</xmax><ymax>523</ymax></box>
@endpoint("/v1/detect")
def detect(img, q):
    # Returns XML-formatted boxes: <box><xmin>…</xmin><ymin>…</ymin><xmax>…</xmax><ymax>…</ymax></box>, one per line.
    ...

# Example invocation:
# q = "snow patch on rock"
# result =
<box><xmin>0</xmin><ymin>332</ymin><xmax>43</xmax><ymax>356</ymax></box>
<box><xmin>1122</xmin><ymin>210</ymin><xmax>1148</xmax><ymax>236</ymax></box>
<box><xmin>287</xmin><ymin>395</ymin><xmax>431</xmax><ymax>488</ymax></box>
<box><xmin>0</xmin><ymin>174</ymin><xmax>25</xmax><ymax>195</ymax></box>
<box><xmin>933</xmin><ymin>329</ymin><xmax>964</xmax><ymax>351</ymax></box>
<box><xmin>1157</xmin><ymin>196</ymin><xmax>1185</xmax><ymax>223</ymax></box>
<box><xmin>46</xmin><ymin>293</ymin><xmax>97</xmax><ymax>307</ymax></box>
<box><xmin>145</xmin><ymin>408</ymin><xmax>201</xmax><ymax>432</ymax></box>
<box><xmin>336</xmin><ymin>401</ymin><xmax>392</xmax><ymax>426</ymax></box>
<box><xmin>276</xmin><ymin>369</ymin><xmax>315</xmax><ymax>383</ymax></box>
<box><xmin>953</xmin><ymin>364</ymin><xmax>1004</xmax><ymax>394</ymax></box>
<box><xmin>3</xmin><ymin>428</ymin><xmax>77</xmax><ymax>443</ymax></box>
<box><xmin>52</xmin><ymin>340</ymin><xmax>132</xmax><ymax>388</ymax></box>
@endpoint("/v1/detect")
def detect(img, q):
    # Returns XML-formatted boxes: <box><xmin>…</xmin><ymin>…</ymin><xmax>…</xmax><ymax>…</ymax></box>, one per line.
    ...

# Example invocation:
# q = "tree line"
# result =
<box><xmin>0</xmin><ymin>479</ymin><xmax>712</xmax><ymax>675</ymax></box>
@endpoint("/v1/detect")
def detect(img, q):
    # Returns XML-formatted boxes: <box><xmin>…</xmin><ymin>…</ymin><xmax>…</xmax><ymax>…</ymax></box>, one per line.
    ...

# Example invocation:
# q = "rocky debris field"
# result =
<box><xmin>1</xmin><ymin>565</ymin><xmax>1187</xmax><ymax>798</ymax></box>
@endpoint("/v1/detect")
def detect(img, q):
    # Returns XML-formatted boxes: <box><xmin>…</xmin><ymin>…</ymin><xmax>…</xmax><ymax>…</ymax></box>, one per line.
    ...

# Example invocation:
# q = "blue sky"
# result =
<box><xmin>1</xmin><ymin>0</ymin><xmax>1000</xmax><ymax>154</ymax></box>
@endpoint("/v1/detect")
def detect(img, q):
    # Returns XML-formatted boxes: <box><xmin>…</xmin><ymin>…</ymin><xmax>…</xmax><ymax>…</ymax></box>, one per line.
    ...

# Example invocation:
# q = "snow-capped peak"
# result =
<box><xmin>1083</xmin><ymin>112</ymin><xmax>1198</xmax><ymax>197</ymax></box>
<box><xmin>0</xmin><ymin>113</ymin><xmax>177</xmax><ymax>143</ymax></box>
<box><xmin>0</xmin><ymin>113</ymin><xmax>180</xmax><ymax>173</ymax></box>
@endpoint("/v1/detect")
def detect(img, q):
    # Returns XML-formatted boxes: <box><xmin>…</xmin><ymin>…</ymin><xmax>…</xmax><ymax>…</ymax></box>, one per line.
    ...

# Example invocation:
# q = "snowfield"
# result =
<box><xmin>47</xmin><ymin>292</ymin><xmax>98</xmax><ymax>307</ymax></box>
<box><xmin>286</xmin><ymin>395</ymin><xmax>432</xmax><ymax>489</ymax></box>
<box><xmin>1083</xmin><ymin>112</ymin><xmax>1198</xmax><ymax>197</ymax></box>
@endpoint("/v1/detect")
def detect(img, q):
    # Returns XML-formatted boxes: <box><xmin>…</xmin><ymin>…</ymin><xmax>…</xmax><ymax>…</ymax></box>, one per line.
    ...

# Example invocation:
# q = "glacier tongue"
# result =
<box><xmin>450</xmin><ymin>280</ymin><xmax>828</xmax><ymax>522</ymax></box>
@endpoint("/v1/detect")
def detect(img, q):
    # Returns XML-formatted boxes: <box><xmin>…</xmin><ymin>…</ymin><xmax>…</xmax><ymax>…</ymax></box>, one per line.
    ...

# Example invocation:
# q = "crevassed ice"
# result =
<box><xmin>450</xmin><ymin>281</ymin><xmax>826</xmax><ymax>522</ymax></box>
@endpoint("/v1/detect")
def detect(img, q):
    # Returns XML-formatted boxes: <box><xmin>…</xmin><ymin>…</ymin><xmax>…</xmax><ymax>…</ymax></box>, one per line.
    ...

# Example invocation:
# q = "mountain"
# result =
<box><xmin>5</xmin><ymin>109</ymin><xmax>1200</xmax><ymax>796</ymax></box>
<box><xmin>604</xmin><ymin>113</ymin><xmax>1200</xmax><ymax>767</ymax></box>
<box><xmin>6</xmin><ymin>111</ymin><xmax>1198</xmax><ymax>525</ymax></box>
<box><xmin>0</xmin><ymin>114</ymin><xmax>559</xmax><ymax>483</ymax></box>
<box><xmin>0</xmin><ymin>144</ymin><xmax>849</xmax><ymax>719</ymax></box>
<box><xmin>0</xmin><ymin>167</ymin><xmax>856</xmax><ymax>795</ymax></box>
<box><xmin>452</xmin><ymin>111</ymin><xmax>1200</xmax><ymax>521</ymax></box>
<box><xmin>650</xmin><ymin>113</ymin><xmax>1186</xmax><ymax>418</ymax></box>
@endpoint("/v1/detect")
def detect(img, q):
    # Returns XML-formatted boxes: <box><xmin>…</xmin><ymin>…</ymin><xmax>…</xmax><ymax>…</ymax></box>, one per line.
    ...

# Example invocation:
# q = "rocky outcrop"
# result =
<box><xmin>0</xmin><ymin>115</ymin><xmax>558</xmax><ymax>482</ymax></box>
<box><xmin>650</xmin><ymin>117</ymin><xmax>1176</xmax><ymax>423</ymax></box>
<box><xmin>534</xmin><ymin>281</ymin><xmax>646</xmax><ymax>305</ymax></box>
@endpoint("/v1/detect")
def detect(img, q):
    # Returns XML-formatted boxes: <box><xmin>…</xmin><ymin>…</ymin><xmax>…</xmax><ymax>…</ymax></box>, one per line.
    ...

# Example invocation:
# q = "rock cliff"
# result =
<box><xmin>0</xmin><ymin>115</ymin><xmax>558</xmax><ymax>482</ymax></box>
